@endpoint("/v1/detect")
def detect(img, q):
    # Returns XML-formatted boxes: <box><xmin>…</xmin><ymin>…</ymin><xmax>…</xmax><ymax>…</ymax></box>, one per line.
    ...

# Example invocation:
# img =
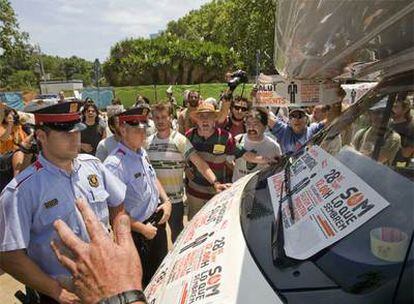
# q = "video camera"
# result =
<box><xmin>227</xmin><ymin>70</ymin><xmax>248</xmax><ymax>91</ymax></box>
<box><xmin>19</xmin><ymin>124</ymin><xmax>39</xmax><ymax>155</ymax></box>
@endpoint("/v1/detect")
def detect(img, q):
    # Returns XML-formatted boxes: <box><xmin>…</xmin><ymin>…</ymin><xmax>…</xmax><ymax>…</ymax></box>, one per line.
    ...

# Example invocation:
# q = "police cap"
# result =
<box><xmin>30</xmin><ymin>101</ymin><xmax>86</xmax><ymax>132</ymax></box>
<box><xmin>118</xmin><ymin>105</ymin><xmax>150</xmax><ymax>128</ymax></box>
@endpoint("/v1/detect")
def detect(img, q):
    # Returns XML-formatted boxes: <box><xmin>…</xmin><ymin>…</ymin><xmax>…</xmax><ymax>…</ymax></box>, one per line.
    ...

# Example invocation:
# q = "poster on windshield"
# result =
<box><xmin>267</xmin><ymin>146</ymin><xmax>389</xmax><ymax>260</ymax></box>
<box><xmin>253</xmin><ymin>74</ymin><xmax>341</xmax><ymax>107</ymax></box>
<box><xmin>145</xmin><ymin>174</ymin><xmax>255</xmax><ymax>304</ymax></box>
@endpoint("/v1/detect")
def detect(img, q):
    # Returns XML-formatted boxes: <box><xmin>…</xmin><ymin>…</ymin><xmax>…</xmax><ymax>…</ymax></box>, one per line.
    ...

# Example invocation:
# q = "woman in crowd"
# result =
<box><xmin>80</xmin><ymin>102</ymin><xmax>106</xmax><ymax>155</ymax></box>
<box><xmin>0</xmin><ymin>107</ymin><xmax>27</xmax><ymax>155</ymax></box>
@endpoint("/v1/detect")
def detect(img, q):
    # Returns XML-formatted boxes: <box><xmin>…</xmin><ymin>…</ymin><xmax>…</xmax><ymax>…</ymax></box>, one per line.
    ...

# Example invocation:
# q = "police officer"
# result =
<box><xmin>0</xmin><ymin>101</ymin><xmax>126</xmax><ymax>304</ymax></box>
<box><xmin>104</xmin><ymin>105</ymin><xmax>172</xmax><ymax>287</ymax></box>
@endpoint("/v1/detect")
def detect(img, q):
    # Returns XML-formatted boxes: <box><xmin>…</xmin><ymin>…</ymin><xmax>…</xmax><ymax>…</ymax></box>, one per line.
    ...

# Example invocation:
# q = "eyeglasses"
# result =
<box><xmin>233</xmin><ymin>106</ymin><xmax>248</xmax><ymax>112</ymax></box>
<box><xmin>289</xmin><ymin>113</ymin><xmax>305</xmax><ymax>119</ymax></box>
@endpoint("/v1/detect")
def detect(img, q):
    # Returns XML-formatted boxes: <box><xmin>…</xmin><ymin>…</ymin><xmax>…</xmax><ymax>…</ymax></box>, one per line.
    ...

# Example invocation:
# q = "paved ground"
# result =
<box><xmin>0</xmin><ymin>273</ymin><xmax>23</xmax><ymax>304</ymax></box>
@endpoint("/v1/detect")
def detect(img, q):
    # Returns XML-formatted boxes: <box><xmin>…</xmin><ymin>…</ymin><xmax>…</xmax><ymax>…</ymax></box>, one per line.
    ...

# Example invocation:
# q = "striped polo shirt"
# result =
<box><xmin>146</xmin><ymin>130</ymin><xmax>195</xmax><ymax>203</ymax></box>
<box><xmin>185</xmin><ymin>127</ymin><xmax>245</xmax><ymax>200</ymax></box>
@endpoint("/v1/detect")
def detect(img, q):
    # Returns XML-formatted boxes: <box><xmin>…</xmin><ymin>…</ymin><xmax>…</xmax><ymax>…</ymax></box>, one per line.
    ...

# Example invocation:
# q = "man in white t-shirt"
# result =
<box><xmin>147</xmin><ymin>103</ymin><xmax>230</xmax><ymax>242</ymax></box>
<box><xmin>231</xmin><ymin>108</ymin><xmax>282</xmax><ymax>182</ymax></box>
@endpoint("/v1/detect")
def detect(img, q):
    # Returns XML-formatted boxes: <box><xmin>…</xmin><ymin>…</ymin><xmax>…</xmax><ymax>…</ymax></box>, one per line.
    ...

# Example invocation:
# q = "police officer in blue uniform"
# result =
<box><xmin>0</xmin><ymin>101</ymin><xmax>126</xmax><ymax>304</ymax></box>
<box><xmin>104</xmin><ymin>105</ymin><xmax>171</xmax><ymax>287</ymax></box>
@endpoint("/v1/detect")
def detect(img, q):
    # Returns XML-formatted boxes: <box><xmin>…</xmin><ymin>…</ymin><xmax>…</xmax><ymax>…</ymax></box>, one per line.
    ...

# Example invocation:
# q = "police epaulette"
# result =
<box><xmin>77</xmin><ymin>153</ymin><xmax>100</xmax><ymax>162</ymax></box>
<box><xmin>116</xmin><ymin>148</ymin><xmax>126</xmax><ymax>156</ymax></box>
<box><xmin>9</xmin><ymin>163</ymin><xmax>40</xmax><ymax>190</ymax></box>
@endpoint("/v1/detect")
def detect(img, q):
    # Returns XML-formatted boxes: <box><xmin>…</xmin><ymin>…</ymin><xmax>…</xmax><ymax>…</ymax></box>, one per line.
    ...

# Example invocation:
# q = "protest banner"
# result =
<box><xmin>267</xmin><ymin>146</ymin><xmax>390</xmax><ymax>260</ymax></box>
<box><xmin>341</xmin><ymin>82</ymin><xmax>378</xmax><ymax>105</ymax></box>
<box><xmin>253</xmin><ymin>74</ymin><xmax>342</xmax><ymax>107</ymax></box>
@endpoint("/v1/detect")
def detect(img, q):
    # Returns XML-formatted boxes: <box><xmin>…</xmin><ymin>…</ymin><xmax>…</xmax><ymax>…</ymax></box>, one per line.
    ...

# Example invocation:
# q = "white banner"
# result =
<box><xmin>253</xmin><ymin>74</ymin><xmax>342</xmax><ymax>107</ymax></box>
<box><xmin>267</xmin><ymin>146</ymin><xmax>389</xmax><ymax>260</ymax></box>
<box><xmin>341</xmin><ymin>82</ymin><xmax>378</xmax><ymax>105</ymax></box>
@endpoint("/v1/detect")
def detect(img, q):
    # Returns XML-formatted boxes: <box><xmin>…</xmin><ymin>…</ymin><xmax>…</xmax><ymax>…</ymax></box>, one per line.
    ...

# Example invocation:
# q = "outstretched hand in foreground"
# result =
<box><xmin>51</xmin><ymin>198</ymin><xmax>144</xmax><ymax>304</ymax></box>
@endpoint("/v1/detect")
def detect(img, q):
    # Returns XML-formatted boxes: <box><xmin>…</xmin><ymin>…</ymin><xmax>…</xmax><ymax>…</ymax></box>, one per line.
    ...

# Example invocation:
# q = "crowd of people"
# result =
<box><xmin>0</xmin><ymin>84</ymin><xmax>413</xmax><ymax>303</ymax></box>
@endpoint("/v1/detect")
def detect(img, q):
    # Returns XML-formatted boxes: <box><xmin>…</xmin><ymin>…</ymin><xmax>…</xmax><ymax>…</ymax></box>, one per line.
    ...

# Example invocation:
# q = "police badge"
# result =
<box><xmin>88</xmin><ymin>174</ymin><xmax>99</xmax><ymax>187</ymax></box>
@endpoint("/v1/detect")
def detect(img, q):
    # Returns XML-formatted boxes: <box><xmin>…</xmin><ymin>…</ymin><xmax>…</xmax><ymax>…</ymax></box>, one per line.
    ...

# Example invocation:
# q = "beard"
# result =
<box><xmin>189</xmin><ymin>100</ymin><xmax>199</xmax><ymax>108</ymax></box>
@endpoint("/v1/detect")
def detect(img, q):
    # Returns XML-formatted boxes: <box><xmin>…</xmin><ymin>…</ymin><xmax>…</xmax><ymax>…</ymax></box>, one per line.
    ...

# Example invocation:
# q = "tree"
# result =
<box><xmin>165</xmin><ymin>0</ymin><xmax>277</xmax><ymax>75</ymax></box>
<box><xmin>104</xmin><ymin>35</ymin><xmax>242</xmax><ymax>86</ymax></box>
<box><xmin>0</xmin><ymin>0</ymin><xmax>35</xmax><ymax>89</ymax></box>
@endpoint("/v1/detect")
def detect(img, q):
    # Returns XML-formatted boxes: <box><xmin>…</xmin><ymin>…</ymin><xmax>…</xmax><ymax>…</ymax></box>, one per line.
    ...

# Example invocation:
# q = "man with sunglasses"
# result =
<box><xmin>218</xmin><ymin>96</ymin><xmax>250</xmax><ymax>137</ymax></box>
<box><xmin>268</xmin><ymin>107</ymin><xmax>325</xmax><ymax>155</ymax></box>
<box><xmin>104</xmin><ymin>105</ymin><xmax>171</xmax><ymax>287</ymax></box>
<box><xmin>0</xmin><ymin>101</ymin><xmax>126</xmax><ymax>304</ymax></box>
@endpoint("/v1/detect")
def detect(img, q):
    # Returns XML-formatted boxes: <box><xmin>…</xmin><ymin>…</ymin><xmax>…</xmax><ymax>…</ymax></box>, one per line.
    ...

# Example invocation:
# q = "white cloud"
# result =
<box><xmin>10</xmin><ymin>0</ymin><xmax>210</xmax><ymax>61</ymax></box>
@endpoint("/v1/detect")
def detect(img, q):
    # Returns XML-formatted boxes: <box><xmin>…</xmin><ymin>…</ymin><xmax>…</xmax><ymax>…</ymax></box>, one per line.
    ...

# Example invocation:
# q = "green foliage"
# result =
<box><xmin>0</xmin><ymin>0</ymin><xmax>36</xmax><ymax>89</ymax></box>
<box><xmin>165</xmin><ymin>0</ymin><xmax>277</xmax><ymax>74</ymax></box>
<box><xmin>104</xmin><ymin>35</ymin><xmax>242</xmax><ymax>86</ymax></box>
<box><xmin>41</xmin><ymin>55</ymin><xmax>93</xmax><ymax>85</ymax></box>
<box><xmin>105</xmin><ymin>0</ymin><xmax>276</xmax><ymax>86</ymax></box>
<box><xmin>0</xmin><ymin>1</ymin><xmax>94</xmax><ymax>90</ymax></box>
<box><xmin>8</xmin><ymin>70</ymin><xmax>37</xmax><ymax>89</ymax></box>
<box><xmin>114</xmin><ymin>82</ymin><xmax>253</xmax><ymax>108</ymax></box>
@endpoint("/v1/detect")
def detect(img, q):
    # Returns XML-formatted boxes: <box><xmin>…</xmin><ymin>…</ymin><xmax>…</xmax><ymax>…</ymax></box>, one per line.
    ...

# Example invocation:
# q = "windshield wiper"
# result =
<box><xmin>272</xmin><ymin>157</ymin><xmax>297</xmax><ymax>267</ymax></box>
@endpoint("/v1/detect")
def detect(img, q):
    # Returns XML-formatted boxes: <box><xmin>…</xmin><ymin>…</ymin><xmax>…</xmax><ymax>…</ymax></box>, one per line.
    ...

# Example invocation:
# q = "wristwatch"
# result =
<box><xmin>97</xmin><ymin>290</ymin><xmax>147</xmax><ymax>304</ymax></box>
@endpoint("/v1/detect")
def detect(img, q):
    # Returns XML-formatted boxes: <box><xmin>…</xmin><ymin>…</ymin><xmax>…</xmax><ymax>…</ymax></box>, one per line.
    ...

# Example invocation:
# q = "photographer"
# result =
<box><xmin>218</xmin><ymin>96</ymin><xmax>250</xmax><ymax>137</ymax></box>
<box><xmin>0</xmin><ymin>125</ymin><xmax>38</xmax><ymax>192</ymax></box>
<box><xmin>0</xmin><ymin>107</ymin><xmax>28</xmax><ymax>155</ymax></box>
<box><xmin>217</xmin><ymin>70</ymin><xmax>251</xmax><ymax>137</ymax></box>
<box><xmin>177</xmin><ymin>71</ymin><xmax>246</xmax><ymax>135</ymax></box>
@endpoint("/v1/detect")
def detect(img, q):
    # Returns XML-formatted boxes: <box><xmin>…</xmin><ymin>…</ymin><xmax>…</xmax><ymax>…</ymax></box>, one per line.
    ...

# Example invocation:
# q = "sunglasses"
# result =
<box><xmin>289</xmin><ymin>113</ymin><xmax>305</xmax><ymax>119</ymax></box>
<box><xmin>233</xmin><ymin>106</ymin><xmax>248</xmax><ymax>112</ymax></box>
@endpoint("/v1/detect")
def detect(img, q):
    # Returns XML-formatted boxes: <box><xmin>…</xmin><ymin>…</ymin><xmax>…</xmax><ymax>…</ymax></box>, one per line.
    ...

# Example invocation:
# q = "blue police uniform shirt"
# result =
<box><xmin>104</xmin><ymin>142</ymin><xmax>159</xmax><ymax>222</ymax></box>
<box><xmin>0</xmin><ymin>153</ymin><xmax>126</xmax><ymax>281</ymax></box>
<box><xmin>271</xmin><ymin>120</ymin><xmax>324</xmax><ymax>154</ymax></box>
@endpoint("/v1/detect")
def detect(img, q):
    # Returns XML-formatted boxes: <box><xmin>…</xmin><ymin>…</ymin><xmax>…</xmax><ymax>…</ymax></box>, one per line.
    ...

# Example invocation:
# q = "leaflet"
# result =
<box><xmin>268</xmin><ymin>146</ymin><xmax>389</xmax><ymax>260</ymax></box>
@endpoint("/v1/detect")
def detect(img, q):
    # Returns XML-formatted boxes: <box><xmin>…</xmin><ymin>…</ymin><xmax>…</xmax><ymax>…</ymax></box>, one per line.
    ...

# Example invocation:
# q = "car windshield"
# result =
<box><xmin>240</xmin><ymin>72</ymin><xmax>413</xmax><ymax>303</ymax></box>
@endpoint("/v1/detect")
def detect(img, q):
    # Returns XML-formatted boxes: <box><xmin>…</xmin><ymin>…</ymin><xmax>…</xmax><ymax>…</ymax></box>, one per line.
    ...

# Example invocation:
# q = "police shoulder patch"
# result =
<box><xmin>88</xmin><ymin>174</ymin><xmax>100</xmax><ymax>187</ymax></box>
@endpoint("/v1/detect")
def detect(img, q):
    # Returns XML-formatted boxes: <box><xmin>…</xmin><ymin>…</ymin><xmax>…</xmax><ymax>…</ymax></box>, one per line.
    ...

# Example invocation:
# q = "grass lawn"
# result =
<box><xmin>114</xmin><ymin>83</ymin><xmax>254</xmax><ymax>108</ymax></box>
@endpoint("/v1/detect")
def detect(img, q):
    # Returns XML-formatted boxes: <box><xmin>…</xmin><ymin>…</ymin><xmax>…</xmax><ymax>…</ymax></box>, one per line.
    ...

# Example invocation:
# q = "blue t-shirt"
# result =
<box><xmin>271</xmin><ymin>120</ymin><xmax>324</xmax><ymax>154</ymax></box>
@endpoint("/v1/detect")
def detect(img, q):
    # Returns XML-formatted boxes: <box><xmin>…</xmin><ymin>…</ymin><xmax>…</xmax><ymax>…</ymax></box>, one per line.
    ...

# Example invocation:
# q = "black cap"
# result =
<box><xmin>30</xmin><ymin>101</ymin><xmax>86</xmax><ymax>132</ymax></box>
<box><xmin>118</xmin><ymin>105</ymin><xmax>150</xmax><ymax>128</ymax></box>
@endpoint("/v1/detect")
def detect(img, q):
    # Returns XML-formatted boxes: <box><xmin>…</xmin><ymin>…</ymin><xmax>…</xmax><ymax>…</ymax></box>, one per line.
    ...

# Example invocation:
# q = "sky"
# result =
<box><xmin>10</xmin><ymin>0</ymin><xmax>210</xmax><ymax>61</ymax></box>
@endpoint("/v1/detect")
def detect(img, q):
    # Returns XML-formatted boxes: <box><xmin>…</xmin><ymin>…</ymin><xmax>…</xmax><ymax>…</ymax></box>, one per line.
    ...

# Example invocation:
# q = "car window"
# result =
<box><xmin>240</xmin><ymin>74</ymin><xmax>414</xmax><ymax>303</ymax></box>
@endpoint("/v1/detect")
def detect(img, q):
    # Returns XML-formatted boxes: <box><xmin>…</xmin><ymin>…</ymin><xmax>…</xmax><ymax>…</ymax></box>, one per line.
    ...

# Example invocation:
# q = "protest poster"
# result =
<box><xmin>145</xmin><ymin>174</ymin><xmax>256</xmax><ymax>304</ymax></box>
<box><xmin>341</xmin><ymin>82</ymin><xmax>378</xmax><ymax>105</ymax></box>
<box><xmin>267</xmin><ymin>146</ymin><xmax>389</xmax><ymax>260</ymax></box>
<box><xmin>253</xmin><ymin>74</ymin><xmax>342</xmax><ymax>107</ymax></box>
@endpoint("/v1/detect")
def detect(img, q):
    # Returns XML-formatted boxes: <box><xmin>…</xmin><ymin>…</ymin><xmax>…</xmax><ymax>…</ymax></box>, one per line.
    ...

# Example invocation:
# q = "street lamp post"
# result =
<box><xmin>94</xmin><ymin>58</ymin><xmax>101</xmax><ymax>106</ymax></box>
